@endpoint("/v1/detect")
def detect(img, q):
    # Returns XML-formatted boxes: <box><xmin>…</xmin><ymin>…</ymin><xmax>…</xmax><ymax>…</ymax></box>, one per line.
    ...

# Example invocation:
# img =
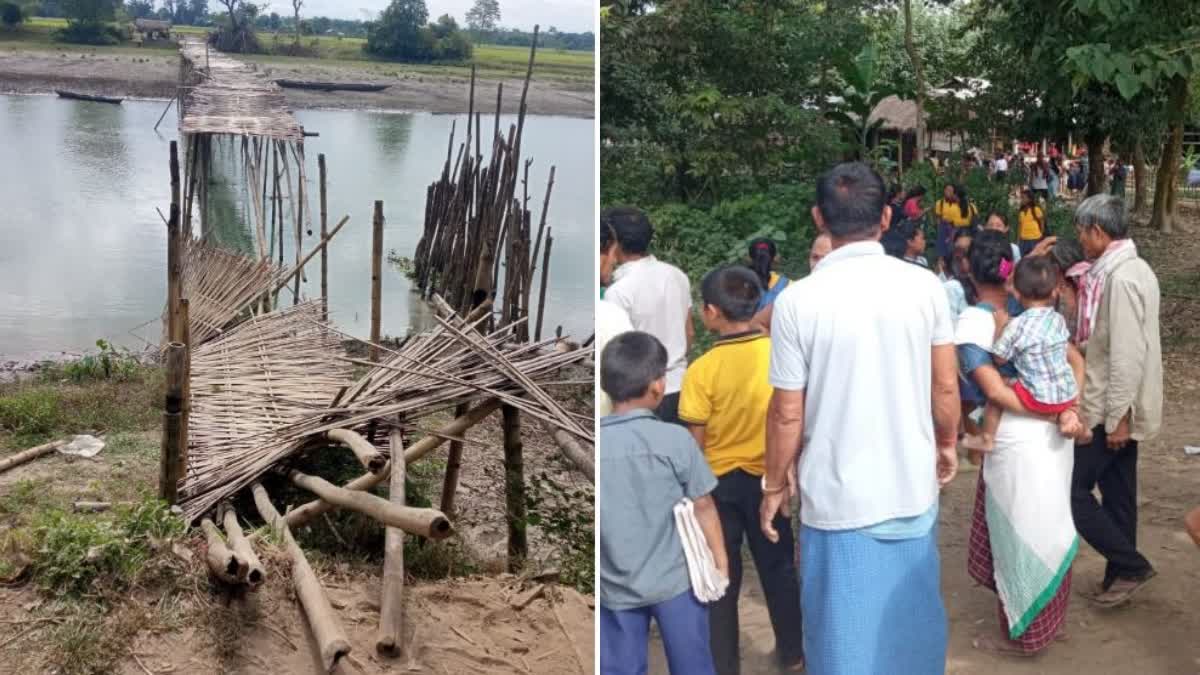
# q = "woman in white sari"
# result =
<box><xmin>956</xmin><ymin>230</ymin><xmax>1078</xmax><ymax>655</ymax></box>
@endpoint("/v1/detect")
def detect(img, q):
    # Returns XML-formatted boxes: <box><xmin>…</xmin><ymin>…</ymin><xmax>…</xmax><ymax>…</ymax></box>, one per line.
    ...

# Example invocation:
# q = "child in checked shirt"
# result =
<box><xmin>964</xmin><ymin>255</ymin><xmax>1085</xmax><ymax>452</ymax></box>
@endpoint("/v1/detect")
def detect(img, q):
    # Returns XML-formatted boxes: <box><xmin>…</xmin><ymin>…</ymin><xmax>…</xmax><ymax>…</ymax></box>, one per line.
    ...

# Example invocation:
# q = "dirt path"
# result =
<box><xmin>0</xmin><ymin>48</ymin><xmax>594</xmax><ymax>117</ymax></box>
<box><xmin>650</xmin><ymin>216</ymin><xmax>1200</xmax><ymax>674</ymax></box>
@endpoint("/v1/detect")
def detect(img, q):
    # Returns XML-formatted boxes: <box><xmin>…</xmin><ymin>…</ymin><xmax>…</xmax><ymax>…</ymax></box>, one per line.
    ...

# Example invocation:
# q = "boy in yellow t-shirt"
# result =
<box><xmin>679</xmin><ymin>265</ymin><xmax>804</xmax><ymax>675</ymax></box>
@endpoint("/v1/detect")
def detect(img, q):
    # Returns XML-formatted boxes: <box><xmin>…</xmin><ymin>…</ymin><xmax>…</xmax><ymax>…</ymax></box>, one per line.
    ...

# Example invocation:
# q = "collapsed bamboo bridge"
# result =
<box><xmin>154</xmin><ymin>29</ymin><xmax>592</xmax><ymax>669</ymax></box>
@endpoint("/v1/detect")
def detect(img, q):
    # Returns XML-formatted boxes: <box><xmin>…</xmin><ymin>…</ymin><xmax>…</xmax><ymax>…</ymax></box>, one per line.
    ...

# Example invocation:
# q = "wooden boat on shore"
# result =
<box><xmin>55</xmin><ymin>90</ymin><xmax>123</xmax><ymax>104</ymax></box>
<box><xmin>275</xmin><ymin>79</ymin><xmax>390</xmax><ymax>93</ymax></box>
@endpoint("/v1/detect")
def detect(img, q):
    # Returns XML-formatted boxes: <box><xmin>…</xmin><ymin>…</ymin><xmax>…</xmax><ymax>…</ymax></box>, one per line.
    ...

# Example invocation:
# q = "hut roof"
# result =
<box><xmin>178</xmin><ymin>38</ymin><xmax>303</xmax><ymax>142</ymax></box>
<box><xmin>135</xmin><ymin>18</ymin><xmax>172</xmax><ymax>31</ymax></box>
<box><xmin>868</xmin><ymin>95</ymin><xmax>920</xmax><ymax>131</ymax></box>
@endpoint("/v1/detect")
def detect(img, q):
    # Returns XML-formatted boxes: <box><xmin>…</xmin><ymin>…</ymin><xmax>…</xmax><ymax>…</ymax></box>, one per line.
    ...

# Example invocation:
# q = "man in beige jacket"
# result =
<box><xmin>1071</xmin><ymin>194</ymin><xmax>1163</xmax><ymax>608</ymax></box>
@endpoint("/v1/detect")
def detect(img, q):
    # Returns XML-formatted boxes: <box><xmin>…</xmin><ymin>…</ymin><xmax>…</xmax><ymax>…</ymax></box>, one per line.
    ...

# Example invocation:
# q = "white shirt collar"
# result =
<box><xmin>612</xmin><ymin>255</ymin><xmax>657</xmax><ymax>283</ymax></box>
<box><xmin>813</xmin><ymin>240</ymin><xmax>883</xmax><ymax>273</ymax></box>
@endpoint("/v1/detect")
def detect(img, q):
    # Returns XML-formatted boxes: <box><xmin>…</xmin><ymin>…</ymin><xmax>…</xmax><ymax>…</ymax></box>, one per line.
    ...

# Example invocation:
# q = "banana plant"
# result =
<box><xmin>826</xmin><ymin>44</ymin><xmax>906</xmax><ymax>160</ymax></box>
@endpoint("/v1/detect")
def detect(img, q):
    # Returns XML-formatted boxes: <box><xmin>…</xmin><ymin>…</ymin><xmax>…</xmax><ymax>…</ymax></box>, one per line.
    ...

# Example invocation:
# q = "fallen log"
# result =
<box><xmin>0</xmin><ymin>440</ymin><xmax>66</xmax><ymax>474</ymax></box>
<box><xmin>324</xmin><ymin>429</ymin><xmax>386</xmax><ymax>474</ymax></box>
<box><xmin>288</xmin><ymin>470</ymin><xmax>451</xmax><ymax>540</ymax></box>
<box><xmin>252</xmin><ymin>483</ymin><xmax>350</xmax><ymax>673</ymax></box>
<box><xmin>72</xmin><ymin>500</ymin><xmax>114</xmax><ymax>513</ymax></box>
<box><xmin>376</xmin><ymin>427</ymin><xmax>406</xmax><ymax>656</ymax></box>
<box><xmin>201</xmin><ymin>518</ymin><xmax>247</xmax><ymax>584</ymax></box>
<box><xmin>222</xmin><ymin>507</ymin><xmax>265</xmax><ymax>587</ymax></box>
<box><xmin>552</xmin><ymin>430</ymin><xmax>594</xmax><ymax>484</ymax></box>
<box><xmin>282</xmin><ymin>399</ymin><xmax>501</xmax><ymax>530</ymax></box>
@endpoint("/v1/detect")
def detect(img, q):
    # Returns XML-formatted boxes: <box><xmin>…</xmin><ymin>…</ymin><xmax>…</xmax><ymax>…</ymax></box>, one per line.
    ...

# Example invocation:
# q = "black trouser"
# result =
<box><xmin>656</xmin><ymin>391</ymin><xmax>683</xmax><ymax>427</ymax></box>
<box><xmin>709</xmin><ymin>469</ymin><xmax>804</xmax><ymax>675</ymax></box>
<box><xmin>1071</xmin><ymin>426</ymin><xmax>1154</xmax><ymax>589</ymax></box>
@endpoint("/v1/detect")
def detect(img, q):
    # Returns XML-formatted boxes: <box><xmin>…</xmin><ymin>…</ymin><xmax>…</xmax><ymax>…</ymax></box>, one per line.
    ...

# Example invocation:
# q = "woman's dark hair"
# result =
<box><xmin>985</xmin><ymin>211</ymin><xmax>1008</xmax><ymax>229</ymax></box>
<box><xmin>904</xmin><ymin>185</ymin><xmax>927</xmax><ymax>200</ymax></box>
<box><xmin>1049</xmin><ymin>237</ymin><xmax>1086</xmax><ymax>273</ymax></box>
<box><xmin>600</xmin><ymin>331</ymin><xmax>668</xmax><ymax>404</ymax></box>
<box><xmin>600</xmin><ymin>220</ymin><xmax>616</xmax><ymax>252</ymax></box>
<box><xmin>953</xmin><ymin>184</ymin><xmax>971</xmax><ymax>221</ymax></box>
<box><xmin>747</xmin><ymin>238</ymin><xmax>777</xmax><ymax>289</ymax></box>
<box><xmin>881</xmin><ymin>228</ymin><xmax>907</xmax><ymax>259</ymax></box>
<box><xmin>701</xmin><ymin>265</ymin><xmax>763</xmax><ymax>321</ymax></box>
<box><xmin>1020</xmin><ymin>188</ymin><xmax>1037</xmax><ymax>211</ymax></box>
<box><xmin>968</xmin><ymin>229</ymin><xmax>1014</xmax><ymax>289</ymax></box>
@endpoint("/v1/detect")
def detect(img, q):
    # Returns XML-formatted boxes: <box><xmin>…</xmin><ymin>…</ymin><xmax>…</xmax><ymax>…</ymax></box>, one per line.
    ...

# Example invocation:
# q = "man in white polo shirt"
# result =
<box><xmin>759</xmin><ymin>162</ymin><xmax>960</xmax><ymax>674</ymax></box>
<box><xmin>602</xmin><ymin>207</ymin><xmax>693</xmax><ymax>425</ymax></box>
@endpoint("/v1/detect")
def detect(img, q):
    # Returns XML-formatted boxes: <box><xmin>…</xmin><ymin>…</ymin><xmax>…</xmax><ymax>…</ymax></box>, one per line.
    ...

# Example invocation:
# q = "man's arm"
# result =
<box><xmin>760</xmin><ymin>388</ymin><xmax>805</xmax><ymax>543</ymax></box>
<box><xmin>692</xmin><ymin>494</ymin><xmax>728</xmax><ymax>578</ymax></box>
<box><xmin>931</xmin><ymin>344</ymin><xmax>960</xmax><ymax>486</ymax></box>
<box><xmin>685</xmin><ymin>311</ymin><xmax>695</xmax><ymax>352</ymax></box>
<box><xmin>1104</xmin><ymin>278</ymin><xmax>1147</xmax><ymax>439</ymax></box>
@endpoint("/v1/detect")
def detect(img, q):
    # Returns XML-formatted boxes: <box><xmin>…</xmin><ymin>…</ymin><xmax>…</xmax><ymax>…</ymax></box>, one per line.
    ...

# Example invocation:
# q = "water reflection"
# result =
<box><xmin>0</xmin><ymin>94</ymin><xmax>595</xmax><ymax>359</ymax></box>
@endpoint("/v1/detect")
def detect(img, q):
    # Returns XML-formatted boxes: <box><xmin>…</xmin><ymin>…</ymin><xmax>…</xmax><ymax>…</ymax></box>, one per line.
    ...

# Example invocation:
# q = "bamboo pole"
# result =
<box><xmin>376</xmin><ymin>426</ymin><xmax>406</xmax><ymax>656</ymax></box>
<box><xmin>167</xmin><ymin>143</ymin><xmax>182</xmax><ymax>343</ymax></box>
<box><xmin>370</xmin><ymin>200</ymin><xmax>384</xmax><ymax>363</ymax></box>
<box><xmin>0</xmin><ymin>439</ymin><xmax>65</xmax><ymax>475</ymax></box>
<box><xmin>201</xmin><ymin>517</ymin><xmax>247</xmax><ymax>584</ymax></box>
<box><xmin>272</xmin><ymin>215</ymin><xmax>350</xmax><ymax>295</ymax></box>
<box><xmin>318</xmin><ymin>153</ymin><xmax>328</xmax><ymax>321</ymax></box>
<box><xmin>294</xmin><ymin>146</ymin><xmax>304</xmax><ymax>304</ymax></box>
<box><xmin>222</xmin><ymin>506</ymin><xmax>265</xmax><ymax>587</ymax></box>
<box><xmin>178</xmin><ymin>297</ymin><xmax>191</xmax><ymax>478</ymax></box>
<box><xmin>288</xmin><ymin>470</ymin><xmax>451</xmax><ymax>539</ymax></box>
<box><xmin>503</xmin><ymin>405</ymin><xmax>526</xmax><ymax>572</ymax></box>
<box><xmin>534</xmin><ymin>230</ymin><xmax>552</xmax><ymax>341</ymax></box>
<box><xmin>252</xmin><ymin>482</ymin><xmax>350</xmax><ymax>673</ymax></box>
<box><xmin>159</xmin><ymin>342</ymin><xmax>186</xmax><ymax>504</ymax></box>
<box><xmin>552</xmin><ymin>429</ymin><xmax>594</xmax><ymax>483</ymax></box>
<box><xmin>325</xmin><ymin>429</ymin><xmax>387</xmax><ymax>474</ymax></box>
<box><xmin>282</xmin><ymin>400</ymin><xmax>500</xmax><ymax>530</ymax></box>
<box><xmin>438</xmin><ymin>402</ymin><xmax>469</xmax><ymax>517</ymax></box>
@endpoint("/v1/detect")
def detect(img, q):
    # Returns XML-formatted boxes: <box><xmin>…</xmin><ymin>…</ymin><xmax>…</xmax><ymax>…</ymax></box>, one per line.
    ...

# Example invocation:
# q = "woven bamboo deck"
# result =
<box><xmin>178</xmin><ymin>37</ymin><xmax>303</xmax><ymax>141</ymax></box>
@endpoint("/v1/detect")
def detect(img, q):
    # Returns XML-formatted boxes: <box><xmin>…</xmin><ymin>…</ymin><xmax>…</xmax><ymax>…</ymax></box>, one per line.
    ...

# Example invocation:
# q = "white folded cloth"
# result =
<box><xmin>674</xmin><ymin>497</ymin><xmax>729</xmax><ymax>603</ymax></box>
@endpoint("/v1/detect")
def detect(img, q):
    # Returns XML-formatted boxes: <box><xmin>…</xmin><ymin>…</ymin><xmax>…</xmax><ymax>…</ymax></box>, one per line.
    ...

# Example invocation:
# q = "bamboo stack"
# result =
<box><xmin>411</xmin><ymin>27</ymin><xmax>557</xmax><ymax>341</ymax></box>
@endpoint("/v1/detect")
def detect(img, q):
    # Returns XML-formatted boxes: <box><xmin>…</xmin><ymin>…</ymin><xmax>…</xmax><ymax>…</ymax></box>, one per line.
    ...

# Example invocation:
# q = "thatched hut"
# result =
<box><xmin>135</xmin><ymin>18</ymin><xmax>172</xmax><ymax>41</ymax></box>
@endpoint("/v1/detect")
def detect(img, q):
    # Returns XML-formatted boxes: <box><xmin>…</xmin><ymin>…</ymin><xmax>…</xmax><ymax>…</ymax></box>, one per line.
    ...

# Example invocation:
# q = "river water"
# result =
<box><xmin>0</xmin><ymin>94</ymin><xmax>595</xmax><ymax>360</ymax></box>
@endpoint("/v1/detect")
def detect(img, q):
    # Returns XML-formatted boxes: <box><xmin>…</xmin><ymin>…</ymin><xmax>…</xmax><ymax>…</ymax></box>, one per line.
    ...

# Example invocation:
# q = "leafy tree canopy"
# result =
<box><xmin>465</xmin><ymin>0</ymin><xmax>499</xmax><ymax>32</ymax></box>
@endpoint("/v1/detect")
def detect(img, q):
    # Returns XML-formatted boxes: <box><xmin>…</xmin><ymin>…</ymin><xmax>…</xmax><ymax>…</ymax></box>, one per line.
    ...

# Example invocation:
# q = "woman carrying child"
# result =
<box><xmin>678</xmin><ymin>266</ymin><xmax>805</xmax><ymax>675</ymax></box>
<box><xmin>956</xmin><ymin>230</ymin><xmax>1079</xmax><ymax>656</ymax></box>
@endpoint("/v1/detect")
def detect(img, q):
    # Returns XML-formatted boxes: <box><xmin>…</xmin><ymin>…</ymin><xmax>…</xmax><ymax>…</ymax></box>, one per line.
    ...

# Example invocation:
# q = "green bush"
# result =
<box><xmin>31</xmin><ymin>498</ymin><xmax>184</xmax><ymax>597</ymax></box>
<box><xmin>0</xmin><ymin>389</ymin><xmax>62</xmax><ymax>440</ymax></box>
<box><xmin>52</xmin><ymin>340</ymin><xmax>143</xmax><ymax>384</ymax></box>
<box><xmin>57</xmin><ymin>21</ymin><xmax>122</xmax><ymax>45</ymax></box>
<box><xmin>0</xmin><ymin>2</ymin><xmax>25</xmax><ymax>28</ymax></box>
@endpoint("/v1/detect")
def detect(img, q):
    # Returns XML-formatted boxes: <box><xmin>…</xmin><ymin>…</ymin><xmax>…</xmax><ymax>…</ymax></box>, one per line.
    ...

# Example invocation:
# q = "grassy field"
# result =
<box><xmin>1</xmin><ymin>17</ymin><xmax>593</xmax><ymax>81</ymax></box>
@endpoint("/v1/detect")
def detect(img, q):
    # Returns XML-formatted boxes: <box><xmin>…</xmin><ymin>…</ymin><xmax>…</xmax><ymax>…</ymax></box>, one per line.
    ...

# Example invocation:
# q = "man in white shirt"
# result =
<box><xmin>759</xmin><ymin>162</ymin><xmax>960</xmax><ymax>674</ymax></box>
<box><xmin>602</xmin><ymin>207</ymin><xmax>693</xmax><ymax>424</ymax></box>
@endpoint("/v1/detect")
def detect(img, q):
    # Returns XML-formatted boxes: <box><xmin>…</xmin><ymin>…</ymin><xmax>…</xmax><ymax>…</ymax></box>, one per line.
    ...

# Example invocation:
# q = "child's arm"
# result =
<box><xmin>687</xmin><ymin>425</ymin><xmax>706</xmax><ymax>452</ymax></box>
<box><xmin>692</xmin><ymin>494</ymin><xmax>729</xmax><ymax>578</ymax></box>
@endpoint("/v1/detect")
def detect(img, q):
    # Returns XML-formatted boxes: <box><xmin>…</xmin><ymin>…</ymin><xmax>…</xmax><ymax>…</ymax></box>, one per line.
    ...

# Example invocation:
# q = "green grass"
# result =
<box><xmin>2</xmin><ymin>17</ymin><xmax>592</xmax><ymax>82</ymax></box>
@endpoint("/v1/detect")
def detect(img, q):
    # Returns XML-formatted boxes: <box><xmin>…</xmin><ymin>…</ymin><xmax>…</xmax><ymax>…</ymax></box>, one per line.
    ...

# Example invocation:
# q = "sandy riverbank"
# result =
<box><xmin>0</xmin><ymin>47</ymin><xmax>595</xmax><ymax>117</ymax></box>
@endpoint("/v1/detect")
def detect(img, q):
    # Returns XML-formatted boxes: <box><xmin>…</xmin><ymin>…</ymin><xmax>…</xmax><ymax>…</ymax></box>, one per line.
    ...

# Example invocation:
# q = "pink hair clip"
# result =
<box><xmin>998</xmin><ymin>258</ymin><xmax>1014</xmax><ymax>280</ymax></box>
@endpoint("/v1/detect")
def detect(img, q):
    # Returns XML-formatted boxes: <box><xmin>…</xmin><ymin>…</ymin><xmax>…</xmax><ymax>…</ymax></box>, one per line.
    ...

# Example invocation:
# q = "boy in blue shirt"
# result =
<box><xmin>599</xmin><ymin>331</ymin><xmax>727</xmax><ymax>675</ymax></box>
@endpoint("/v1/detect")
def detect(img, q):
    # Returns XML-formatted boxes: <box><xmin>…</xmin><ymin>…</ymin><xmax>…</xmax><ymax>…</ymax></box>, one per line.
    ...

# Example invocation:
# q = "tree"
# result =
<box><xmin>189</xmin><ymin>0</ymin><xmax>207</xmax><ymax>23</ymax></box>
<box><xmin>827</xmin><ymin>45</ymin><xmax>903</xmax><ymax>161</ymax></box>
<box><xmin>365</xmin><ymin>0</ymin><xmax>428</xmax><ymax>60</ymax></box>
<box><xmin>127</xmin><ymin>0</ymin><xmax>155</xmax><ymax>18</ymax></box>
<box><xmin>0</xmin><ymin>1</ymin><xmax>30</xmax><ymax>27</ymax></box>
<box><xmin>213</xmin><ymin>0</ymin><xmax>260</xmax><ymax>51</ymax></box>
<box><xmin>465</xmin><ymin>0</ymin><xmax>498</xmax><ymax>32</ymax></box>
<box><xmin>290</xmin><ymin>0</ymin><xmax>301</xmax><ymax>43</ymax></box>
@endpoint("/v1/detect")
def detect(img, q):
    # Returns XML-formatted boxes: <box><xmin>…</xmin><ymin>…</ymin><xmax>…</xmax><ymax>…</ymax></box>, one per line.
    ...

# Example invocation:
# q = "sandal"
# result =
<box><xmin>1092</xmin><ymin>570</ymin><xmax>1157</xmax><ymax>608</ymax></box>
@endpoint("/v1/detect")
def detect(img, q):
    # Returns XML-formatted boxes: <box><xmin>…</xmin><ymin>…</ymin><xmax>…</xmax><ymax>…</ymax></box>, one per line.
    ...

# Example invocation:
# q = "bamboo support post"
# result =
<box><xmin>167</xmin><ymin>143</ymin><xmax>182</xmax><ymax>343</ymax></box>
<box><xmin>154</xmin><ymin>97</ymin><xmax>174</xmax><ymax>132</ymax></box>
<box><xmin>325</xmin><ymin>429</ymin><xmax>387</xmax><ymax>474</ymax></box>
<box><xmin>438</xmin><ymin>402</ymin><xmax>469</xmax><ymax>517</ymax></box>
<box><xmin>252</xmin><ymin>482</ymin><xmax>350</xmax><ymax>673</ymax></box>
<box><xmin>178</xmin><ymin>297</ymin><xmax>190</xmax><ymax>478</ymax></box>
<box><xmin>534</xmin><ymin>231</ymin><xmax>553</xmax><ymax>341</ymax></box>
<box><xmin>0</xmin><ymin>439</ymin><xmax>65</xmax><ymax>474</ymax></box>
<box><xmin>159</xmin><ymin>342</ymin><xmax>186</xmax><ymax>504</ymax></box>
<box><xmin>318</xmin><ymin>153</ymin><xmax>328</xmax><ymax>321</ymax></box>
<box><xmin>283</xmin><ymin>400</ymin><xmax>501</xmax><ymax>530</ymax></box>
<box><xmin>376</xmin><ymin>427</ymin><xmax>406</xmax><ymax>656</ymax></box>
<box><xmin>223</xmin><ymin>506</ymin><xmax>265</xmax><ymax>586</ymax></box>
<box><xmin>552</xmin><ymin>430</ymin><xmax>594</xmax><ymax>483</ymax></box>
<box><xmin>503</xmin><ymin>405</ymin><xmax>527</xmax><ymax>572</ymax></box>
<box><xmin>201</xmin><ymin>518</ymin><xmax>247</xmax><ymax>584</ymax></box>
<box><xmin>288</xmin><ymin>470</ymin><xmax>451</xmax><ymax>539</ymax></box>
<box><xmin>370</xmin><ymin>200</ymin><xmax>384</xmax><ymax>363</ymax></box>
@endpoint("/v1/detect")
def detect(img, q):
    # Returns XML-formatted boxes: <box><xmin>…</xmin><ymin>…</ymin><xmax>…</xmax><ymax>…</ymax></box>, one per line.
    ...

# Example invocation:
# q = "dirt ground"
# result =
<box><xmin>650</xmin><ymin>212</ymin><xmax>1200</xmax><ymax>674</ymax></box>
<box><xmin>0</xmin><ymin>48</ymin><xmax>594</xmax><ymax>118</ymax></box>
<box><xmin>0</xmin><ymin>382</ymin><xmax>594</xmax><ymax>674</ymax></box>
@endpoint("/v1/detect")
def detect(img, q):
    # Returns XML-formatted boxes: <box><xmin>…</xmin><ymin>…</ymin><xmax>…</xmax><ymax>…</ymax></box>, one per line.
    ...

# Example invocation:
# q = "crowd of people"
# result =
<box><xmin>596</xmin><ymin>160</ymin><xmax>1168</xmax><ymax>674</ymax></box>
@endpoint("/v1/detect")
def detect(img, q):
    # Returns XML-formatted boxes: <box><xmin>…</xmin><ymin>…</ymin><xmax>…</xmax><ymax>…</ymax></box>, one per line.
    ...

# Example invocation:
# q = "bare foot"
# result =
<box><xmin>972</xmin><ymin>635</ymin><xmax>1035</xmax><ymax>657</ymax></box>
<box><xmin>1186</xmin><ymin>506</ymin><xmax>1200</xmax><ymax>548</ymax></box>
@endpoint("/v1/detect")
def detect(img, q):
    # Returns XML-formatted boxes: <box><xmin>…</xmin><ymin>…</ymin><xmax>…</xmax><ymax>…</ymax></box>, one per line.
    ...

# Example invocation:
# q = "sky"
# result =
<box><xmin>289</xmin><ymin>0</ymin><xmax>596</xmax><ymax>34</ymax></box>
